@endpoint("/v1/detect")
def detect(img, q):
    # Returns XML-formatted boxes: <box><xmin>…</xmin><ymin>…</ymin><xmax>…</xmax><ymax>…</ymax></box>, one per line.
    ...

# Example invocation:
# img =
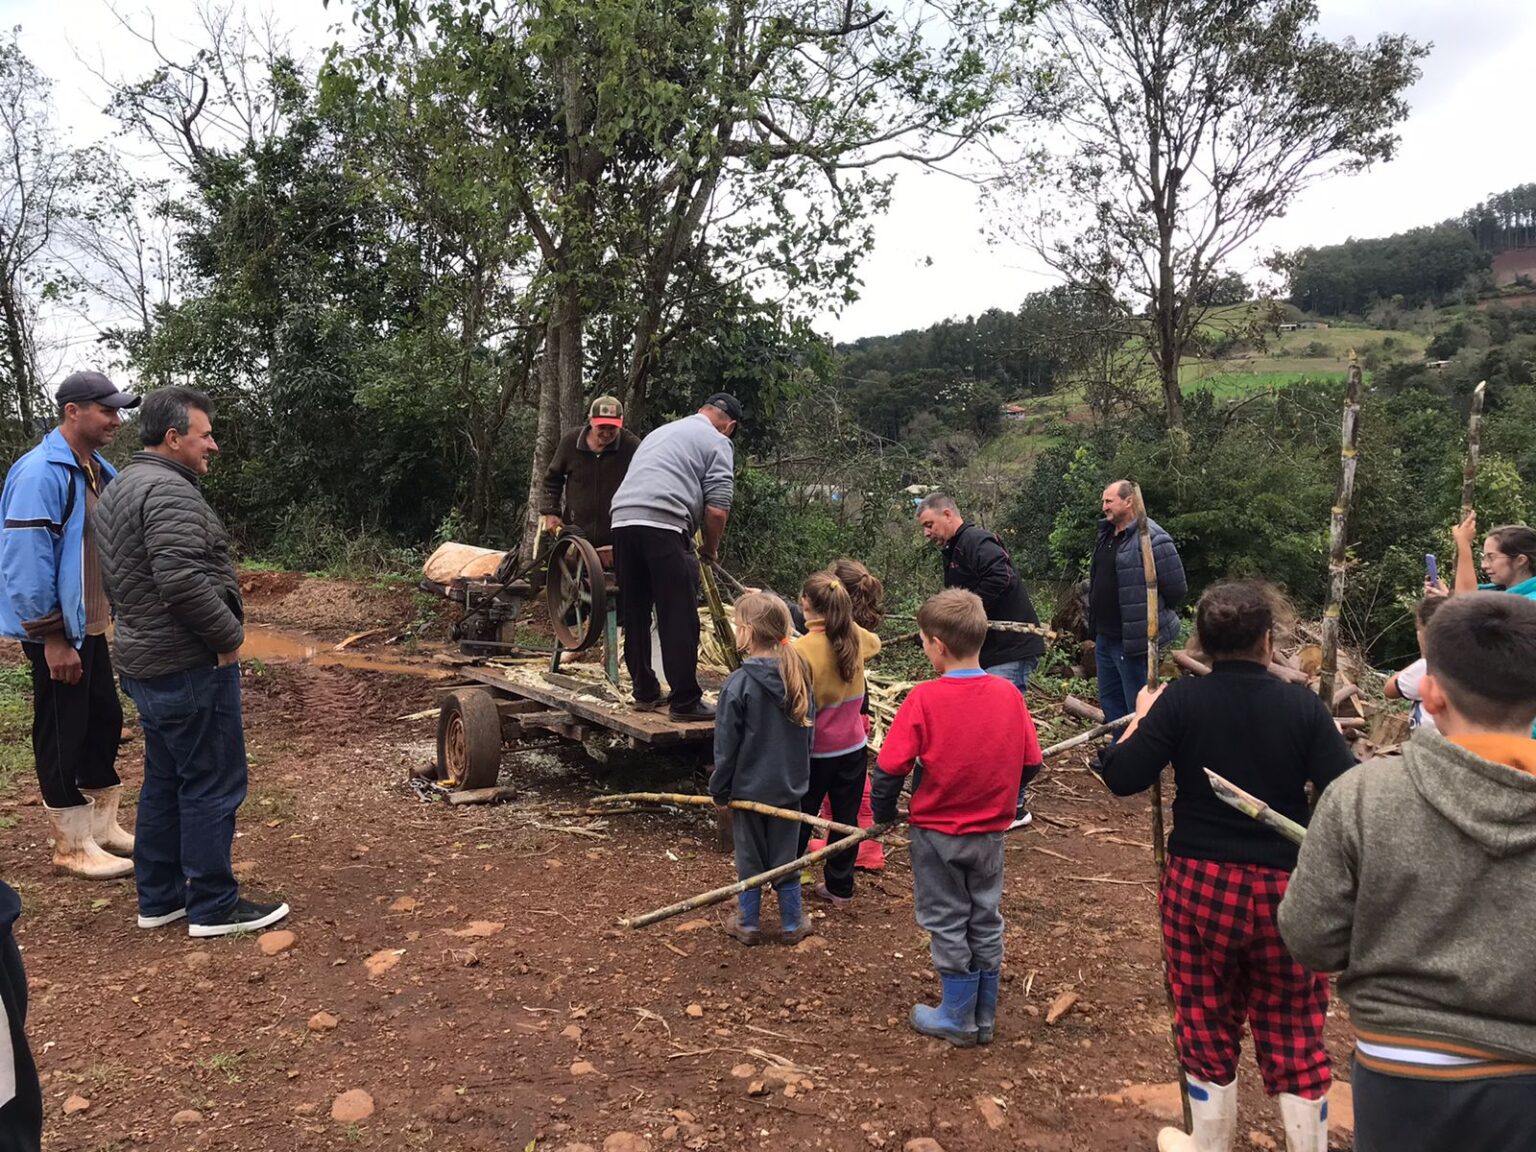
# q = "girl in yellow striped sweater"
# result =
<box><xmin>792</xmin><ymin>571</ymin><xmax>881</xmax><ymax>908</ymax></box>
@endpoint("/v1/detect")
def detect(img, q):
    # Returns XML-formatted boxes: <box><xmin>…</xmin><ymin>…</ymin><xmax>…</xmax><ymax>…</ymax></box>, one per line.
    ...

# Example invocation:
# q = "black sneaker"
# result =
<box><xmin>188</xmin><ymin>898</ymin><xmax>291</xmax><ymax>938</ymax></box>
<box><xmin>1008</xmin><ymin>806</ymin><xmax>1033</xmax><ymax>830</ymax></box>
<box><xmin>632</xmin><ymin>695</ymin><xmax>664</xmax><ymax>713</ymax></box>
<box><xmin>669</xmin><ymin>699</ymin><xmax>716</xmax><ymax>722</ymax></box>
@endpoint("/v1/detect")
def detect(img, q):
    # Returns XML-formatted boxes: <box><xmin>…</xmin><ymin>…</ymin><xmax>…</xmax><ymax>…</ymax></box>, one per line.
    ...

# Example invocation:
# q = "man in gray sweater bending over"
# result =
<box><xmin>608</xmin><ymin>394</ymin><xmax>740</xmax><ymax>721</ymax></box>
<box><xmin>1279</xmin><ymin>593</ymin><xmax>1536</xmax><ymax>1152</ymax></box>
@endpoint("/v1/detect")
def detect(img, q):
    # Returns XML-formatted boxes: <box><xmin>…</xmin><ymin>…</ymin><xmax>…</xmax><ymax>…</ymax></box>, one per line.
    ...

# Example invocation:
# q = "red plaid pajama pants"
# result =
<box><xmin>1160</xmin><ymin>854</ymin><xmax>1330</xmax><ymax>1098</ymax></box>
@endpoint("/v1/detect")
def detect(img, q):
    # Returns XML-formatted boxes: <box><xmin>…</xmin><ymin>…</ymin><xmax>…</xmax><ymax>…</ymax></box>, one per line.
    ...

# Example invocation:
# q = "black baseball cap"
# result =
<box><xmin>56</xmin><ymin>371</ymin><xmax>140</xmax><ymax>410</ymax></box>
<box><xmin>704</xmin><ymin>392</ymin><xmax>743</xmax><ymax>422</ymax></box>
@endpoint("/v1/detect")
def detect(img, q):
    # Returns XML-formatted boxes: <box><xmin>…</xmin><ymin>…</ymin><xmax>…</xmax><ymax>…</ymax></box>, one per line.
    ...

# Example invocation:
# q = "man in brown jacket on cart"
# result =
<box><xmin>539</xmin><ymin>395</ymin><xmax>641</xmax><ymax>547</ymax></box>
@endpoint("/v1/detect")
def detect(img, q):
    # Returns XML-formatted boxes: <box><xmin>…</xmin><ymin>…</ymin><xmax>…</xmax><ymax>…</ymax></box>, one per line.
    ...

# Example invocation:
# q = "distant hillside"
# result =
<box><xmin>1493</xmin><ymin>248</ymin><xmax>1536</xmax><ymax>287</ymax></box>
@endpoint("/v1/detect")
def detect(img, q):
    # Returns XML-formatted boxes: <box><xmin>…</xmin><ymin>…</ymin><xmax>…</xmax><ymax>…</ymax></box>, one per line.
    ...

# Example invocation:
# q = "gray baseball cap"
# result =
<box><xmin>56</xmin><ymin>371</ymin><xmax>140</xmax><ymax>409</ymax></box>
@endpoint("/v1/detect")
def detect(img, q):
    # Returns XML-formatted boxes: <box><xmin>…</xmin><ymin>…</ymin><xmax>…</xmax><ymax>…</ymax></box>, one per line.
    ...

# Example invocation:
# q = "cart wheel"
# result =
<box><xmin>546</xmin><ymin>534</ymin><xmax>608</xmax><ymax>651</ymax></box>
<box><xmin>436</xmin><ymin>689</ymin><xmax>503</xmax><ymax>791</ymax></box>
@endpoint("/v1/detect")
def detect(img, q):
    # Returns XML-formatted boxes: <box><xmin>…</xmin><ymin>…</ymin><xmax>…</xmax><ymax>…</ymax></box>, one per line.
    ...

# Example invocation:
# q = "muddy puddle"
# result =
<box><xmin>240</xmin><ymin>623</ymin><xmax>445</xmax><ymax>678</ymax></box>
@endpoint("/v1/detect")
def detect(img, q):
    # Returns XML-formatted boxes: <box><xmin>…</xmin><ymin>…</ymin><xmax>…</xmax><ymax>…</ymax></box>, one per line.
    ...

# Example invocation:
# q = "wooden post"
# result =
<box><xmin>1318</xmin><ymin>351</ymin><xmax>1364</xmax><ymax>708</ymax></box>
<box><xmin>1130</xmin><ymin>482</ymin><xmax>1192</xmax><ymax>1132</ymax></box>
<box><xmin>1462</xmin><ymin>380</ymin><xmax>1487</xmax><ymax>519</ymax></box>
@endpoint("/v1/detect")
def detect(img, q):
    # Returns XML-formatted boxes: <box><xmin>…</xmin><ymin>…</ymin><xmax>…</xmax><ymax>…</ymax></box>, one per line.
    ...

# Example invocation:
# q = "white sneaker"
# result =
<box><xmin>1008</xmin><ymin>806</ymin><xmax>1033</xmax><ymax>830</ymax></box>
<box><xmin>137</xmin><ymin>907</ymin><xmax>187</xmax><ymax>929</ymax></box>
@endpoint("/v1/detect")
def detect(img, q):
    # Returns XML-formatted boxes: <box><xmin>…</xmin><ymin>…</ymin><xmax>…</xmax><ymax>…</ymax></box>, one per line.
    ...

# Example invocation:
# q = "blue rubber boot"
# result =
<box><xmin>725</xmin><ymin>887</ymin><xmax>762</xmax><ymax>945</ymax></box>
<box><xmin>911</xmin><ymin>971</ymin><xmax>980</xmax><ymax>1047</ymax></box>
<box><xmin>778</xmin><ymin>881</ymin><xmax>812</xmax><ymax>944</ymax></box>
<box><xmin>975</xmin><ymin>970</ymin><xmax>1000</xmax><ymax>1044</ymax></box>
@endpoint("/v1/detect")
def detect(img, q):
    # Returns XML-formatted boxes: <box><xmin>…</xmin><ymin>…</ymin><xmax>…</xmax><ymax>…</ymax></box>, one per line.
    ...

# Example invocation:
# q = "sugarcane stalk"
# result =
<box><xmin>1041</xmin><ymin>714</ymin><xmax>1131</xmax><ymax>758</ymax></box>
<box><xmin>1318</xmin><ymin>351</ymin><xmax>1364</xmax><ymax>709</ymax></box>
<box><xmin>1131</xmin><ymin>482</ymin><xmax>1192</xmax><ymax>1133</ymax></box>
<box><xmin>619</xmin><ymin>823</ymin><xmax>891</xmax><ymax>929</ymax></box>
<box><xmin>591</xmin><ymin>792</ymin><xmax>864</xmax><ymax>838</ymax></box>
<box><xmin>1203</xmin><ymin>769</ymin><xmax>1306</xmax><ymax>846</ymax></box>
<box><xmin>1463</xmin><ymin>380</ymin><xmax>1487</xmax><ymax>519</ymax></box>
<box><xmin>884</xmin><ymin>614</ymin><xmax>1056</xmax><ymax>638</ymax></box>
<box><xmin>695</xmin><ymin>536</ymin><xmax>740</xmax><ymax>672</ymax></box>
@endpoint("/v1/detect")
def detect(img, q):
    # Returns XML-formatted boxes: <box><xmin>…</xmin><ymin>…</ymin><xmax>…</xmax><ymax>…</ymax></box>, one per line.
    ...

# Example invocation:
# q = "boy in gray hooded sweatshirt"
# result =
<box><xmin>1279</xmin><ymin>593</ymin><xmax>1536</xmax><ymax>1152</ymax></box>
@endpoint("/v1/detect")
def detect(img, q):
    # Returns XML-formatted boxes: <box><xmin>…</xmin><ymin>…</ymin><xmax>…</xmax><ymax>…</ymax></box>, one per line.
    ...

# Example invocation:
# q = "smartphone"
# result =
<box><xmin>1426</xmin><ymin>553</ymin><xmax>1439</xmax><ymax>584</ymax></box>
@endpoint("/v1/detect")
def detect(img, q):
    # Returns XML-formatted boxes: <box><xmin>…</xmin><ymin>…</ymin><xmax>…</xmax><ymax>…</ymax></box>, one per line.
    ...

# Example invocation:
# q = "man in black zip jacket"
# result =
<box><xmin>917</xmin><ymin>492</ymin><xmax>1046</xmax><ymax>827</ymax></box>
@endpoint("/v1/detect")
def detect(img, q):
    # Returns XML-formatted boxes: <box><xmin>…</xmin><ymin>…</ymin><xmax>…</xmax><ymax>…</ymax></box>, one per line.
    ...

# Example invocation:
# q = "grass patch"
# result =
<box><xmin>197</xmin><ymin>1052</ymin><xmax>244</xmax><ymax>1084</ymax></box>
<box><xmin>249</xmin><ymin>786</ymin><xmax>298</xmax><ymax>824</ymax></box>
<box><xmin>0</xmin><ymin>661</ymin><xmax>33</xmax><ymax>801</ymax></box>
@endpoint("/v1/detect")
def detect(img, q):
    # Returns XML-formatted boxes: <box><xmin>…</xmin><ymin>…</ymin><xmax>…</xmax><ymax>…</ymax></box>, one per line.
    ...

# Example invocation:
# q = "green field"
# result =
<box><xmin>1182</xmin><ymin>368</ymin><xmax>1346</xmax><ymax>398</ymax></box>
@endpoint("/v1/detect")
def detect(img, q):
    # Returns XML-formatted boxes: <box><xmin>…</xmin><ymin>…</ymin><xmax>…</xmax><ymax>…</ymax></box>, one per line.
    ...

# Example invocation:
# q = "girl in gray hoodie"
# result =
<box><xmin>710</xmin><ymin>592</ymin><xmax>815</xmax><ymax>946</ymax></box>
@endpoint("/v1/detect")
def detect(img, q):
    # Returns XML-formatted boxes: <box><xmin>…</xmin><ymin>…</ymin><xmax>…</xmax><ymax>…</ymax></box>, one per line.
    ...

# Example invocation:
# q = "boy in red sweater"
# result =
<box><xmin>872</xmin><ymin>589</ymin><xmax>1043</xmax><ymax>1046</ymax></box>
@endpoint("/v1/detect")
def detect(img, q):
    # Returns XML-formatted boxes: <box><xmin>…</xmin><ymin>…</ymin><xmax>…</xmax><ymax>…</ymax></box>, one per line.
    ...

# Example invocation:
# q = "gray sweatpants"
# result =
<box><xmin>732</xmin><ymin>811</ymin><xmax>801</xmax><ymax>892</ymax></box>
<box><xmin>909</xmin><ymin>825</ymin><xmax>1005</xmax><ymax>975</ymax></box>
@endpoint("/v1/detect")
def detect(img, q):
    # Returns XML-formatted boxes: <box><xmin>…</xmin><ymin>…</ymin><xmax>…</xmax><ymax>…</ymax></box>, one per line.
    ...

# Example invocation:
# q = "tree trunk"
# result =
<box><xmin>0</xmin><ymin>275</ymin><xmax>37</xmax><ymax>437</ymax></box>
<box><xmin>520</xmin><ymin>306</ymin><xmax>567</xmax><ymax>562</ymax></box>
<box><xmin>1317</xmin><ymin>352</ymin><xmax>1363</xmax><ymax>708</ymax></box>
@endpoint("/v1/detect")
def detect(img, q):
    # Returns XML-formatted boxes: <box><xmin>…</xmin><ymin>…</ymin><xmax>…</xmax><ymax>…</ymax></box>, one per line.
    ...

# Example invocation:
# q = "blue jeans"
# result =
<box><xmin>985</xmin><ymin>656</ymin><xmax>1040</xmax><ymax>808</ymax></box>
<box><xmin>1095</xmin><ymin>634</ymin><xmax>1148</xmax><ymax>739</ymax></box>
<box><xmin>122</xmin><ymin>663</ymin><xmax>249</xmax><ymax>925</ymax></box>
<box><xmin>984</xmin><ymin>656</ymin><xmax>1039</xmax><ymax>696</ymax></box>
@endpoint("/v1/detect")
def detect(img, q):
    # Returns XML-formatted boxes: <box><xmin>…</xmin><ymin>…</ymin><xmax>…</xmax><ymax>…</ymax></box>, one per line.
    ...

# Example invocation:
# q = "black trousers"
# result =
<box><xmin>612</xmin><ymin>526</ymin><xmax>702</xmax><ymax>709</ymax></box>
<box><xmin>797</xmin><ymin>748</ymin><xmax>869</xmax><ymax>899</ymax></box>
<box><xmin>22</xmin><ymin>633</ymin><xmax>122</xmax><ymax>808</ymax></box>
<box><xmin>1352</xmin><ymin>1054</ymin><xmax>1536</xmax><ymax>1152</ymax></box>
<box><xmin>0</xmin><ymin>912</ymin><xmax>42</xmax><ymax>1152</ymax></box>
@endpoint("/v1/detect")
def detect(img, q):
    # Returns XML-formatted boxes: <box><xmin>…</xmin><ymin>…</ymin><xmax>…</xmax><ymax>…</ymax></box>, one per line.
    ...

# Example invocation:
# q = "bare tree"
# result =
<box><xmin>57</xmin><ymin>155</ymin><xmax>177</xmax><ymax>367</ymax></box>
<box><xmin>999</xmin><ymin>0</ymin><xmax>1426</xmax><ymax>431</ymax></box>
<box><xmin>0</xmin><ymin>32</ymin><xmax>83</xmax><ymax>442</ymax></box>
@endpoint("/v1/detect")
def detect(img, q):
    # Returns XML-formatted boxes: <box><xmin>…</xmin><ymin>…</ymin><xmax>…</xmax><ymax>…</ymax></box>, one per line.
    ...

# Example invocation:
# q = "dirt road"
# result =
<box><xmin>1</xmin><ymin>574</ymin><xmax>1356</xmax><ymax>1150</ymax></box>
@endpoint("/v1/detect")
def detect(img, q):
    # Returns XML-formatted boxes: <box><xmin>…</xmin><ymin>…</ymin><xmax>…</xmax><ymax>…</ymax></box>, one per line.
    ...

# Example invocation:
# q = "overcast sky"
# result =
<box><xmin>6</xmin><ymin>0</ymin><xmax>1533</xmax><ymax>349</ymax></box>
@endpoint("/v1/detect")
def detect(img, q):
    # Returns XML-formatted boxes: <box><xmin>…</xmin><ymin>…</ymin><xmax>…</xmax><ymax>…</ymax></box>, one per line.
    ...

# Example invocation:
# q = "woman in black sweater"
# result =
<box><xmin>1097</xmin><ymin>581</ymin><xmax>1354</xmax><ymax>1152</ymax></box>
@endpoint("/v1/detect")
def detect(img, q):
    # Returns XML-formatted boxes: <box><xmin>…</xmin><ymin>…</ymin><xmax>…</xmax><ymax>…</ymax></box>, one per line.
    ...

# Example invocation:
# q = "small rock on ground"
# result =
<box><xmin>330</xmin><ymin>1089</ymin><xmax>375</xmax><ymax>1123</ymax></box>
<box><xmin>258</xmin><ymin>929</ymin><xmax>297</xmax><ymax>955</ymax></box>
<box><xmin>905</xmin><ymin>1140</ymin><xmax>946</xmax><ymax>1152</ymax></box>
<box><xmin>62</xmin><ymin>1095</ymin><xmax>90</xmax><ymax>1115</ymax></box>
<box><xmin>603</xmin><ymin>1134</ymin><xmax>652</xmax><ymax>1152</ymax></box>
<box><xmin>308</xmin><ymin>1011</ymin><xmax>339</xmax><ymax>1032</ymax></box>
<box><xmin>171</xmin><ymin>1109</ymin><xmax>204</xmax><ymax>1126</ymax></box>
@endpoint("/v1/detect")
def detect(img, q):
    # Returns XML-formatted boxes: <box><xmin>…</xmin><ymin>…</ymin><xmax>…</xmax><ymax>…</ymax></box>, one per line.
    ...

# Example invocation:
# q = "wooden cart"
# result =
<box><xmin>435</xmin><ymin>661</ymin><xmax>716</xmax><ymax>791</ymax></box>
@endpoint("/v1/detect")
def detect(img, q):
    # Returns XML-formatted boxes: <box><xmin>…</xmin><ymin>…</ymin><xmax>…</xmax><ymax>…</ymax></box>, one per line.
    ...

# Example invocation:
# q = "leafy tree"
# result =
<box><xmin>999</xmin><ymin>0</ymin><xmax>1426</xmax><ymax>430</ymax></box>
<box><xmin>343</xmin><ymin>0</ymin><xmax>1040</xmax><ymax>551</ymax></box>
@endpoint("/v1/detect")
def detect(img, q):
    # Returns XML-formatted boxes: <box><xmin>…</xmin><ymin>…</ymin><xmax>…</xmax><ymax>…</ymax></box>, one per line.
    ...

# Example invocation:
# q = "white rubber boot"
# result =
<box><xmin>1278</xmin><ymin>1092</ymin><xmax>1327</xmax><ymax>1152</ymax></box>
<box><xmin>1156</xmin><ymin>1076</ymin><xmax>1237</xmax><ymax>1152</ymax></box>
<box><xmin>80</xmin><ymin>785</ymin><xmax>135</xmax><ymax>856</ymax></box>
<box><xmin>46</xmin><ymin>803</ymin><xmax>134</xmax><ymax>879</ymax></box>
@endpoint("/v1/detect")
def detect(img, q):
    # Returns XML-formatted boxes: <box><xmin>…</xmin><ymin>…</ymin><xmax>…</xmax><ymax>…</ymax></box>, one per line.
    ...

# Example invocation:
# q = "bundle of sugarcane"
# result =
<box><xmin>865</xmin><ymin>672</ymin><xmax>917</xmax><ymax>752</ymax></box>
<box><xmin>697</xmin><ymin>602</ymin><xmax>738</xmax><ymax>675</ymax></box>
<box><xmin>695</xmin><ymin>542</ymin><xmax>740</xmax><ymax>674</ymax></box>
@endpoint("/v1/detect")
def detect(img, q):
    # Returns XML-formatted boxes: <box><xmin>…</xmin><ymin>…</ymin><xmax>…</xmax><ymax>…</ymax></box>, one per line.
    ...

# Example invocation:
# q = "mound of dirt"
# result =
<box><xmin>241</xmin><ymin>572</ymin><xmax>418</xmax><ymax>636</ymax></box>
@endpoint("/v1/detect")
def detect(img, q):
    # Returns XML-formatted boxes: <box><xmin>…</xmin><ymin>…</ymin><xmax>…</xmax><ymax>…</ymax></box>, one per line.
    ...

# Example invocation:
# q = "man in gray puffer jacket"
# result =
<box><xmin>95</xmin><ymin>387</ymin><xmax>289</xmax><ymax>939</ymax></box>
<box><xmin>1279</xmin><ymin>594</ymin><xmax>1536</xmax><ymax>1152</ymax></box>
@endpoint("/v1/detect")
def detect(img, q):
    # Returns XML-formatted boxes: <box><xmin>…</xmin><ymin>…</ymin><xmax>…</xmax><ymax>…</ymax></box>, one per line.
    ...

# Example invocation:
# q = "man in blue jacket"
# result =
<box><xmin>1089</xmin><ymin>480</ymin><xmax>1187</xmax><ymax>731</ymax></box>
<box><xmin>0</xmin><ymin>372</ymin><xmax>139</xmax><ymax>880</ymax></box>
